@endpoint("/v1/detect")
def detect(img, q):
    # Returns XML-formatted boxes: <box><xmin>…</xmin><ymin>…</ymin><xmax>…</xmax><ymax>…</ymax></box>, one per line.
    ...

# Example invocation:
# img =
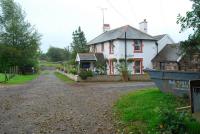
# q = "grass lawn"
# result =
<box><xmin>0</xmin><ymin>73</ymin><xmax>5</xmax><ymax>82</ymax></box>
<box><xmin>54</xmin><ymin>72</ymin><xmax>75</xmax><ymax>84</ymax></box>
<box><xmin>114</xmin><ymin>88</ymin><xmax>200</xmax><ymax>134</ymax></box>
<box><xmin>3</xmin><ymin>74</ymin><xmax>39</xmax><ymax>85</ymax></box>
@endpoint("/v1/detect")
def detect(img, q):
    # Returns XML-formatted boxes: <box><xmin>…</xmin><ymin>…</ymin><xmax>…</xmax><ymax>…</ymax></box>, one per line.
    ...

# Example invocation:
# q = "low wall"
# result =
<box><xmin>129</xmin><ymin>74</ymin><xmax>150</xmax><ymax>81</ymax></box>
<box><xmin>81</xmin><ymin>75</ymin><xmax>121</xmax><ymax>82</ymax></box>
<box><xmin>57</xmin><ymin>70</ymin><xmax>79</xmax><ymax>81</ymax></box>
<box><xmin>145</xmin><ymin>69</ymin><xmax>200</xmax><ymax>96</ymax></box>
<box><xmin>57</xmin><ymin>70</ymin><xmax>151</xmax><ymax>82</ymax></box>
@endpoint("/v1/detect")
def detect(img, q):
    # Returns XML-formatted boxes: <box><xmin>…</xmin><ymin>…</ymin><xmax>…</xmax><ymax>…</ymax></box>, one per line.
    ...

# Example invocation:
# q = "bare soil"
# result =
<box><xmin>0</xmin><ymin>71</ymin><xmax>154</xmax><ymax>134</ymax></box>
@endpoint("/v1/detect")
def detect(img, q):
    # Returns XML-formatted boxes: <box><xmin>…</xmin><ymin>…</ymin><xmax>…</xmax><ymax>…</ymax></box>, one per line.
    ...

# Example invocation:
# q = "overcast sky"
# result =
<box><xmin>15</xmin><ymin>0</ymin><xmax>193</xmax><ymax>52</ymax></box>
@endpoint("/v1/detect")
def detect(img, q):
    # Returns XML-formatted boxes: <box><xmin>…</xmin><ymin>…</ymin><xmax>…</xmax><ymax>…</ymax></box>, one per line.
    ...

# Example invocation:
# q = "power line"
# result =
<box><xmin>106</xmin><ymin>0</ymin><xmax>129</xmax><ymax>23</ymax></box>
<box><xmin>127</xmin><ymin>0</ymin><xmax>138</xmax><ymax>24</ymax></box>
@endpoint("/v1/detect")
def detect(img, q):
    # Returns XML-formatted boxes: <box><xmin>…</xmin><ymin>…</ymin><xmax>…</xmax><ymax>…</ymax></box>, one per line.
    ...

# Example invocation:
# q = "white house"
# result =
<box><xmin>153</xmin><ymin>34</ymin><xmax>175</xmax><ymax>52</ymax></box>
<box><xmin>77</xmin><ymin>20</ymin><xmax>174</xmax><ymax>75</ymax></box>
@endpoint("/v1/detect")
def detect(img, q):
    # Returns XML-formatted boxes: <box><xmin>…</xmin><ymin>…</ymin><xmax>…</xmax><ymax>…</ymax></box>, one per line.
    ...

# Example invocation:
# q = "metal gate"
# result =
<box><xmin>190</xmin><ymin>80</ymin><xmax>200</xmax><ymax>113</ymax></box>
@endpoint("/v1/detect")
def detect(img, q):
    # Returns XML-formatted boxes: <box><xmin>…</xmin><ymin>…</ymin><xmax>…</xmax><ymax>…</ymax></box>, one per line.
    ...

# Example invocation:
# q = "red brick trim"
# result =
<box><xmin>133</xmin><ymin>58</ymin><xmax>143</xmax><ymax>74</ymax></box>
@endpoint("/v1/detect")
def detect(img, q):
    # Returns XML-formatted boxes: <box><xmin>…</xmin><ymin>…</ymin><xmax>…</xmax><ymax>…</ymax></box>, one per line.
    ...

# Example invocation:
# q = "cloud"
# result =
<box><xmin>15</xmin><ymin>0</ymin><xmax>193</xmax><ymax>52</ymax></box>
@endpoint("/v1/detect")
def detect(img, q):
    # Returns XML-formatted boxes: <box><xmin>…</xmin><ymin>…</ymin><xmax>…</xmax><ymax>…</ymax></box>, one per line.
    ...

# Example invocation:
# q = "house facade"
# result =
<box><xmin>87</xmin><ymin>21</ymin><xmax>163</xmax><ymax>75</ymax></box>
<box><xmin>89</xmin><ymin>38</ymin><xmax>158</xmax><ymax>75</ymax></box>
<box><xmin>153</xmin><ymin>34</ymin><xmax>174</xmax><ymax>52</ymax></box>
<box><xmin>76</xmin><ymin>20</ymin><xmax>174</xmax><ymax>75</ymax></box>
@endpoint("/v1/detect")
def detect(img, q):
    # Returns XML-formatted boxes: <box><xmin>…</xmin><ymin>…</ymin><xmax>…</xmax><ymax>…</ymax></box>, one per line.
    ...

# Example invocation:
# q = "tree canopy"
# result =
<box><xmin>71</xmin><ymin>26</ymin><xmax>89</xmax><ymax>59</ymax></box>
<box><xmin>46</xmin><ymin>47</ymin><xmax>70</xmax><ymax>62</ymax></box>
<box><xmin>0</xmin><ymin>0</ymin><xmax>41</xmax><ymax>71</ymax></box>
<box><xmin>177</xmin><ymin>0</ymin><xmax>200</xmax><ymax>55</ymax></box>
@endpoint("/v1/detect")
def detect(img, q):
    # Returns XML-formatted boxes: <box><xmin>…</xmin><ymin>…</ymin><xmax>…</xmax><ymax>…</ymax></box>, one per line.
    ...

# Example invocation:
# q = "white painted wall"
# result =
<box><xmin>157</xmin><ymin>35</ymin><xmax>174</xmax><ymax>52</ymax></box>
<box><xmin>89</xmin><ymin>39</ymin><xmax>158</xmax><ymax>75</ymax></box>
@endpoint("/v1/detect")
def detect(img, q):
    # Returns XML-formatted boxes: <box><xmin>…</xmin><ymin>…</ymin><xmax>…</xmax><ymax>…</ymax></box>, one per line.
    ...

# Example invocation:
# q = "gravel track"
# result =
<box><xmin>0</xmin><ymin>72</ymin><xmax>155</xmax><ymax>134</ymax></box>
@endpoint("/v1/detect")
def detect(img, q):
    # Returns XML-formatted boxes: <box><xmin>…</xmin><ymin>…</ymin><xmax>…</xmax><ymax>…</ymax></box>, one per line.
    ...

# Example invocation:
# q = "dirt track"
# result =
<box><xmin>0</xmin><ymin>72</ymin><xmax>154</xmax><ymax>134</ymax></box>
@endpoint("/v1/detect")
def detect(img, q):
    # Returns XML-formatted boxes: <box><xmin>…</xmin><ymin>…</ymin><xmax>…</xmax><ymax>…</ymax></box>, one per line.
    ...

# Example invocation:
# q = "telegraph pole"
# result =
<box><xmin>125</xmin><ymin>32</ymin><xmax>127</xmax><ymax>68</ymax></box>
<box><xmin>100</xmin><ymin>7</ymin><xmax>107</xmax><ymax>32</ymax></box>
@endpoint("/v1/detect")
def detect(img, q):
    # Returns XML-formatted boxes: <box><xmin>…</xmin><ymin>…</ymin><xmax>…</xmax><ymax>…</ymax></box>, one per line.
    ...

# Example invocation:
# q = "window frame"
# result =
<box><xmin>133</xmin><ymin>58</ymin><xmax>143</xmax><ymax>74</ymax></box>
<box><xmin>133</xmin><ymin>40</ymin><xmax>143</xmax><ymax>53</ymax></box>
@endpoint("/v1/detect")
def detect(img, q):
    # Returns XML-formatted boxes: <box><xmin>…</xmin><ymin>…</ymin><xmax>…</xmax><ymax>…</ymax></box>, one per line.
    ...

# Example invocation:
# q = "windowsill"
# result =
<box><xmin>134</xmin><ymin>50</ymin><xmax>143</xmax><ymax>53</ymax></box>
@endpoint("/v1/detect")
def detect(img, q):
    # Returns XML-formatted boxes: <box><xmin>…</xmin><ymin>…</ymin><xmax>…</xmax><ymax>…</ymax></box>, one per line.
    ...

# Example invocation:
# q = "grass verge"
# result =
<box><xmin>113</xmin><ymin>88</ymin><xmax>200</xmax><ymax>133</ymax></box>
<box><xmin>54</xmin><ymin>72</ymin><xmax>75</xmax><ymax>84</ymax></box>
<box><xmin>1</xmin><ymin>74</ymin><xmax>39</xmax><ymax>85</ymax></box>
<box><xmin>0</xmin><ymin>73</ymin><xmax>5</xmax><ymax>82</ymax></box>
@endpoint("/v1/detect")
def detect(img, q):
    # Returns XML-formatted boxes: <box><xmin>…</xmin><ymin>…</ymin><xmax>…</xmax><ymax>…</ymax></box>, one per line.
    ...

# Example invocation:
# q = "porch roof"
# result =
<box><xmin>76</xmin><ymin>53</ymin><xmax>97</xmax><ymax>62</ymax></box>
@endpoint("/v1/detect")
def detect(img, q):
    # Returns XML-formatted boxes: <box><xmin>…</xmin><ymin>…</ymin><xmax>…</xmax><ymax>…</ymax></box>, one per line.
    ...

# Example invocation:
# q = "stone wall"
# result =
<box><xmin>57</xmin><ymin>70</ymin><xmax>151</xmax><ymax>82</ymax></box>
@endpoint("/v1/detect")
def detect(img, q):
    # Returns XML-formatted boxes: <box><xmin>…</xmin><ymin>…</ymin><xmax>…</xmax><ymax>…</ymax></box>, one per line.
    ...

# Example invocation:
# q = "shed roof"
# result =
<box><xmin>152</xmin><ymin>43</ymin><xmax>181</xmax><ymax>62</ymax></box>
<box><xmin>88</xmin><ymin>25</ymin><xmax>156</xmax><ymax>45</ymax></box>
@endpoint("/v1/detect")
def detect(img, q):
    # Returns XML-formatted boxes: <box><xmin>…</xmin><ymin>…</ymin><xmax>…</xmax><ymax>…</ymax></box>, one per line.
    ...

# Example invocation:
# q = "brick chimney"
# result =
<box><xmin>139</xmin><ymin>19</ymin><xmax>148</xmax><ymax>33</ymax></box>
<box><xmin>103</xmin><ymin>24</ymin><xmax>110</xmax><ymax>32</ymax></box>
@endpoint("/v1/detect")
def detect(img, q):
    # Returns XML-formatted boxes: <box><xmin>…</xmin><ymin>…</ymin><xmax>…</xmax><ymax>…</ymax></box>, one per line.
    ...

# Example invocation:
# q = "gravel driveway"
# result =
<box><xmin>0</xmin><ymin>72</ymin><xmax>155</xmax><ymax>134</ymax></box>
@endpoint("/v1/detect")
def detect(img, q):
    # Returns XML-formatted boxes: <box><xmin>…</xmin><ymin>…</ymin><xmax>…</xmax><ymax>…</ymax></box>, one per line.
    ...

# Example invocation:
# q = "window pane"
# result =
<box><xmin>134</xmin><ymin>40</ymin><xmax>141</xmax><ymax>51</ymax></box>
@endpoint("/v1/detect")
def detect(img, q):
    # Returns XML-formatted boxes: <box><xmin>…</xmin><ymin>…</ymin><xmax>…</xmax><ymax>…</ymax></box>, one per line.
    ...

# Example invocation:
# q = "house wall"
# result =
<box><xmin>90</xmin><ymin>39</ymin><xmax>158</xmax><ymax>75</ymax></box>
<box><xmin>157</xmin><ymin>35</ymin><xmax>174</xmax><ymax>52</ymax></box>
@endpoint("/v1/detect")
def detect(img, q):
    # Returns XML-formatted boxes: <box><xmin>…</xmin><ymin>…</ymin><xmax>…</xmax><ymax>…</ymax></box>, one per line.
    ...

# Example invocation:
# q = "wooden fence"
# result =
<box><xmin>0</xmin><ymin>66</ymin><xmax>18</xmax><ymax>83</ymax></box>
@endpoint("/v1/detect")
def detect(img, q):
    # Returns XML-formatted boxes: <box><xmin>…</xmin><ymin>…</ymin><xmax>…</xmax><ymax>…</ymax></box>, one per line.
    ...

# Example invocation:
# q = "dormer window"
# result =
<box><xmin>134</xmin><ymin>40</ymin><xmax>143</xmax><ymax>53</ymax></box>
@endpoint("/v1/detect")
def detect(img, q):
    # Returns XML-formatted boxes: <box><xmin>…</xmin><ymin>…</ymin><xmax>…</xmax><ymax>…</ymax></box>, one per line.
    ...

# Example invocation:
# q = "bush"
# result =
<box><xmin>156</xmin><ymin>109</ymin><xmax>187</xmax><ymax>134</ymax></box>
<box><xmin>69</xmin><ymin>68</ymin><xmax>77</xmax><ymax>75</ymax></box>
<box><xmin>155</xmin><ymin>108</ymin><xmax>200</xmax><ymax>134</ymax></box>
<box><xmin>79</xmin><ymin>70</ymin><xmax>93</xmax><ymax>80</ymax></box>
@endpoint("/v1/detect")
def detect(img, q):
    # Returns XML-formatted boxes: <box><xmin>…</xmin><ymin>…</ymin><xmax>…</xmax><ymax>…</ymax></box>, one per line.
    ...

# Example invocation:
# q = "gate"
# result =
<box><xmin>190</xmin><ymin>80</ymin><xmax>200</xmax><ymax>113</ymax></box>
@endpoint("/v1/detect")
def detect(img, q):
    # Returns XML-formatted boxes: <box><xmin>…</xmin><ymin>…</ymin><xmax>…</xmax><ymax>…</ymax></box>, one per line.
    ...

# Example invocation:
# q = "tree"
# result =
<box><xmin>0</xmin><ymin>45</ymin><xmax>20</xmax><ymax>72</ymax></box>
<box><xmin>0</xmin><ymin>0</ymin><xmax>41</xmax><ymax>70</ymax></box>
<box><xmin>177</xmin><ymin>0</ymin><xmax>200</xmax><ymax>55</ymax></box>
<box><xmin>64</xmin><ymin>46</ymin><xmax>71</xmax><ymax>61</ymax></box>
<box><xmin>47</xmin><ymin>47</ymin><xmax>67</xmax><ymax>62</ymax></box>
<box><xmin>71</xmin><ymin>26</ymin><xmax>89</xmax><ymax>59</ymax></box>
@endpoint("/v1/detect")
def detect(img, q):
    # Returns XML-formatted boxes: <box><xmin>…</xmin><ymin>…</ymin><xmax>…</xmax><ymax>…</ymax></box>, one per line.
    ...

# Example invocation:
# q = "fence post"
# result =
<box><xmin>4</xmin><ymin>71</ymin><xmax>8</xmax><ymax>82</ymax></box>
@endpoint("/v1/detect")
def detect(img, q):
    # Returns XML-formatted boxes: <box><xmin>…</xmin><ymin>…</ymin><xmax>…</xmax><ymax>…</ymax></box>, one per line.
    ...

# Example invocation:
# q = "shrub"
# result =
<box><xmin>157</xmin><ymin>109</ymin><xmax>200</xmax><ymax>134</ymax></box>
<box><xmin>157</xmin><ymin>109</ymin><xmax>186</xmax><ymax>134</ymax></box>
<box><xmin>119</xmin><ymin>58</ymin><xmax>125</xmax><ymax>62</ymax></box>
<box><xmin>79</xmin><ymin>70</ymin><xmax>93</xmax><ymax>80</ymax></box>
<box><xmin>69</xmin><ymin>68</ymin><xmax>77</xmax><ymax>75</ymax></box>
